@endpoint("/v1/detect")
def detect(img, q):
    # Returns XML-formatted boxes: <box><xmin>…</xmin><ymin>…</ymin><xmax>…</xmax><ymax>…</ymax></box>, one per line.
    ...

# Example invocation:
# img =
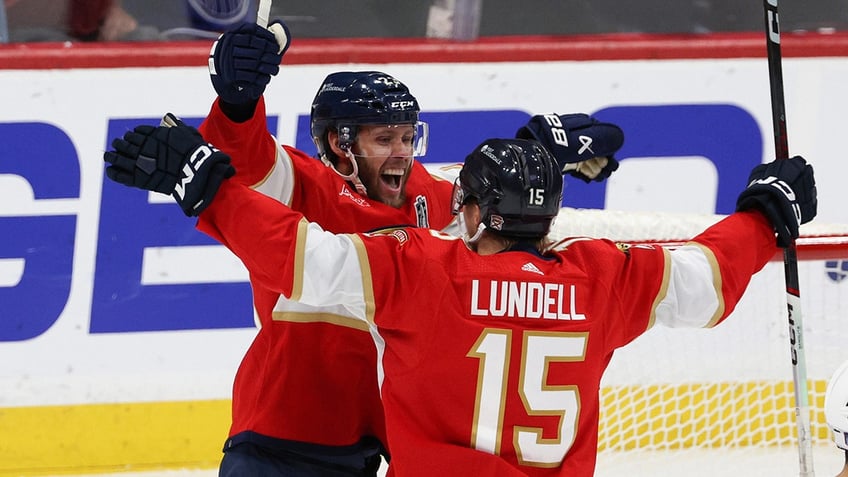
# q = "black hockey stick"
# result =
<box><xmin>763</xmin><ymin>1</ymin><xmax>815</xmax><ymax>475</ymax></box>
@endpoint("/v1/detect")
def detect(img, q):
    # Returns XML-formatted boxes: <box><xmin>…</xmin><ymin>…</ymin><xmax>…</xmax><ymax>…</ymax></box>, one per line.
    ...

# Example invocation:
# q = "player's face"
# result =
<box><xmin>352</xmin><ymin>124</ymin><xmax>415</xmax><ymax>208</ymax></box>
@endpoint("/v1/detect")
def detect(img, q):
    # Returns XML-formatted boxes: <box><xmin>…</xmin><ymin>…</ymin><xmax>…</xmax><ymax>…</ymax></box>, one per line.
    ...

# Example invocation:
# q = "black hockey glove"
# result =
<box><xmin>209</xmin><ymin>20</ymin><xmax>291</xmax><ymax>106</ymax></box>
<box><xmin>735</xmin><ymin>155</ymin><xmax>817</xmax><ymax>248</ymax></box>
<box><xmin>104</xmin><ymin>113</ymin><xmax>235</xmax><ymax>217</ymax></box>
<box><xmin>516</xmin><ymin>113</ymin><xmax>624</xmax><ymax>182</ymax></box>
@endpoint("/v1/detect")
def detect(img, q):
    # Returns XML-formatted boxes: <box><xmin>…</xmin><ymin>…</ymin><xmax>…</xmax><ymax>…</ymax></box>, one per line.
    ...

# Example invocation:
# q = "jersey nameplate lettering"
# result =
<box><xmin>470</xmin><ymin>279</ymin><xmax>586</xmax><ymax>320</ymax></box>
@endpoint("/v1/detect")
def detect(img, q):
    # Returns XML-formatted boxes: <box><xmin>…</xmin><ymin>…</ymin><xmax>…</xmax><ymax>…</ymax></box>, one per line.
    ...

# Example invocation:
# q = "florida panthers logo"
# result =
<box><xmin>489</xmin><ymin>214</ymin><xmax>504</xmax><ymax>231</ymax></box>
<box><xmin>390</xmin><ymin>229</ymin><xmax>409</xmax><ymax>244</ymax></box>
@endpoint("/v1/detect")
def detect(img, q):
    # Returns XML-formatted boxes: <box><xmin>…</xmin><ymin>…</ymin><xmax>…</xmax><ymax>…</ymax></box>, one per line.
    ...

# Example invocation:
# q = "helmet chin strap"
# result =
<box><xmin>322</xmin><ymin>149</ymin><xmax>368</xmax><ymax>195</ymax></box>
<box><xmin>464</xmin><ymin>222</ymin><xmax>487</xmax><ymax>247</ymax></box>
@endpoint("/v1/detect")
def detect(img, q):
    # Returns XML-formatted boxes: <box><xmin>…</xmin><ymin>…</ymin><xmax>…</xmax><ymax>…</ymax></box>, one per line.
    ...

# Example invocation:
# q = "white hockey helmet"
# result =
<box><xmin>825</xmin><ymin>359</ymin><xmax>848</xmax><ymax>451</ymax></box>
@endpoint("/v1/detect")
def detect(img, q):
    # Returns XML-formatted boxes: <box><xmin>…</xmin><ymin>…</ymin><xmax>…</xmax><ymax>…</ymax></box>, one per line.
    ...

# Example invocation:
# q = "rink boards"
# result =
<box><xmin>2</xmin><ymin>34</ymin><xmax>848</xmax><ymax>474</ymax></box>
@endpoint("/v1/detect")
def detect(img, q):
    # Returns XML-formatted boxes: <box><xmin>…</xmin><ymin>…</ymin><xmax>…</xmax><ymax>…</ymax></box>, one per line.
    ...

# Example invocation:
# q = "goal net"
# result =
<box><xmin>548</xmin><ymin>208</ymin><xmax>848</xmax><ymax>473</ymax></box>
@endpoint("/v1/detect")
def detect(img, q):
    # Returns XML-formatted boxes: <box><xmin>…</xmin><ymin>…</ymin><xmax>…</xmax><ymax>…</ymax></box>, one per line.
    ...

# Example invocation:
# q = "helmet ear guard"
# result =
<box><xmin>312</xmin><ymin>125</ymin><xmax>354</xmax><ymax>167</ymax></box>
<box><xmin>336</xmin><ymin>124</ymin><xmax>356</xmax><ymax>153</ymax></box>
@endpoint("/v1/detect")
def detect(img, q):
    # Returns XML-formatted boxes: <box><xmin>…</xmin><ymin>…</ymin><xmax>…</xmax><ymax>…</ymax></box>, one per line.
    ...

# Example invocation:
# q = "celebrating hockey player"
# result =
<box><xmin>104</xmin><ymin>114</ymin><xmax>816</xmax><ymax>475</ymax></box>
<box><xmin>826</xmin><ymin>360</ymin><xmax>848</xmax><ymax>477</ymax></box>
<box><xmin>191</xmin><ymin>17</ymin><xmax>623</xmax><ymax>476</ymax></box>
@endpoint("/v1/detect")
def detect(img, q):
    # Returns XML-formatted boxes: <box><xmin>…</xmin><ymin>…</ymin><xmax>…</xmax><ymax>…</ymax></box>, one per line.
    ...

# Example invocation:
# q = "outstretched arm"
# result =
<box><xmin>103</xmin><ymin>115</ymin><xmax>370</xmax><ymax>315</ymax></box>
<box><xmin>672</xmin><ymin>155</ymin><xmax>817</xmax><ymax>327</ymax></box>
<box><xmin>196</xmin><ymin>179</ymin><xmax>371</xmax><ymax>319</ymax></box>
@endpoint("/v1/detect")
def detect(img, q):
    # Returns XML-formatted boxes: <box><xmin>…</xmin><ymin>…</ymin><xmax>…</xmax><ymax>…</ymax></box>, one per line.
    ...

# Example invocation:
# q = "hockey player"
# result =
<box><xmin>192</xmin><ymin>19</ymin><xmax>623</xmax><ymax>477</ymax></box>
<box><xmin>201</xmin><ymin>22</ymin><xmax>622</xmax><ymax>217</ymax></box>
<box><xmin>104</xmin><ymin>119</ymin><xmax>817</xmax><ymax>476</ymax></box>
<box><xmin>826</xmin><ymin>360</ymin><xmax>848</xmax><ymax>477</ymax></box>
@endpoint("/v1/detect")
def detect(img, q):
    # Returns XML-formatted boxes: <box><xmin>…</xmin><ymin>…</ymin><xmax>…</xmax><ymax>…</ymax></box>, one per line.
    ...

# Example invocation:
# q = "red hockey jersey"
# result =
<box><xmin>198</xmin><ymin>179</ymin><xmax>778</xmax><ymax>477</ymax></box>
<box><xmin>198</xmin><ymin>98</ymin><xmax>455</xmax><ymax>449</ymax></box>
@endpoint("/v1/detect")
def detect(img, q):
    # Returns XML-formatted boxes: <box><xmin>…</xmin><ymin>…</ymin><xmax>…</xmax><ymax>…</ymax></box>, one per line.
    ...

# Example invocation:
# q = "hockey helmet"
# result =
<box><xmin>826</xmin><ymin>359</ymin><xmax>848</xmax><ymax>451</ymax></box>
<box><xmin>310</xmin><ymin>71</ymin><xmax>427</xmax><ymax>164</ymax></box>
<box><xmin>453</xmin><ymin>138</ymin><xmax>562</xmax><ymax>239</ymax></box>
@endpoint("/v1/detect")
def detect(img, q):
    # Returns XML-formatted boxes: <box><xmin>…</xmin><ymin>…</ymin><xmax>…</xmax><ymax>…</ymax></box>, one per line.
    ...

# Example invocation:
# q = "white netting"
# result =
<box><xmin>545</xmin><ymin>208</ymin><xmax>848</xmax><ymax>472</ymax></box>
<box><xmin>549</xmin><ymin>207</ymin><xmax>848</xmax><ymax>244</ymax></box>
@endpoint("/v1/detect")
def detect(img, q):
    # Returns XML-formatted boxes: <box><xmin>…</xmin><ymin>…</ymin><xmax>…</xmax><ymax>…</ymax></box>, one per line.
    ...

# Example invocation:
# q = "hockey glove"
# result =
<box><xmin>104</xmin><ymin>113</ymin><xmax>235</xmax><ymax>217</ymax></box>
<box><xmin>735</xmin><ymin>155</ymin><xmax>817</xmax><ymax>248</ymax></box>
<box><xmin>209</xmin><ymin>20</ymin><xmax>291</xmax><ymax>106</ymax></box>
<box><xmin>516</xmin><ymin>113</ymin><xmax>624</xmax><ymax>182</ymax></box>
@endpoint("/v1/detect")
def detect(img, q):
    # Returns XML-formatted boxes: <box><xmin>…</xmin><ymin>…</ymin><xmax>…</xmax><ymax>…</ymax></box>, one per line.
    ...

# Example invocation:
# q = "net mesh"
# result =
<box><xmin>546</xmin><ymin>208</ymin><xmax>848</xmax><ymax>460</ymax></box>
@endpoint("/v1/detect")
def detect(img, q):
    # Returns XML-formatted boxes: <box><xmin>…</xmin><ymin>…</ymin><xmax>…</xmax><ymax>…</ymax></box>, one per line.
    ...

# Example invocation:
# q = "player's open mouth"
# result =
<box><xmin>381</xmin><ymin>169</ymin><xmax>404</xmax><ymax>190</ymax></box>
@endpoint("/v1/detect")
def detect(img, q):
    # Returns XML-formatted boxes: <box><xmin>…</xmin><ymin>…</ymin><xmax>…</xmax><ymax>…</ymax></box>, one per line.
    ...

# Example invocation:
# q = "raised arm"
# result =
<box><xmin>200</xmin><ymin>20</ymin><xmax>294</xmax><ymax>194</ymax></box>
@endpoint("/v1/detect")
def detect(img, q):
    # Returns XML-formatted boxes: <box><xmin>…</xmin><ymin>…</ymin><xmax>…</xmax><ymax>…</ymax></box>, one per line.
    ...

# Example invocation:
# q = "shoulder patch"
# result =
<box><xmin>390</xmin><ymin>229</ymin><xmax>409</xmax><ymax>244</ymax></box>
<box><xmin>364</xmin><ymin>226</ymin><xmax>411</xmax><ymax>245</ymax></box>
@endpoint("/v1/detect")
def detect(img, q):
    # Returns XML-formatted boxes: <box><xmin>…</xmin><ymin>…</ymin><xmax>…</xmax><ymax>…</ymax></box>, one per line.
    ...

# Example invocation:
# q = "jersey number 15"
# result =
<box><xmin>468</xmin><ymin>329</ymin><xmax>587</xmax><ymax>467</ymax></box>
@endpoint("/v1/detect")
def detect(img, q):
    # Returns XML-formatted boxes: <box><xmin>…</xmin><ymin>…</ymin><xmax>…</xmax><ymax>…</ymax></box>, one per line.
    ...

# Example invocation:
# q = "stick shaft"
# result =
<box><xmin>763</xmin><ymin>1</ymin><xmax>815</xmax><ymax>475</ymax></box>
<box><xmin>257</xmin><ymin>0</ymin><xmax>272</xmax><ymax>28</ymax></box>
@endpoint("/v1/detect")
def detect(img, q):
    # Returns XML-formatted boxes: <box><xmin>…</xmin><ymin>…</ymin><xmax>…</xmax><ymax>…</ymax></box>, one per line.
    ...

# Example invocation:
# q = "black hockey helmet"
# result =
<box><xmin>310</xmin><ymin>71</ymin><xmax>426</xmax><ymax>164</ymax></box>
<box><xmin>453</xmin><ymin>138</ymin><xmax>562</xmax><ymax>239</ymax></box>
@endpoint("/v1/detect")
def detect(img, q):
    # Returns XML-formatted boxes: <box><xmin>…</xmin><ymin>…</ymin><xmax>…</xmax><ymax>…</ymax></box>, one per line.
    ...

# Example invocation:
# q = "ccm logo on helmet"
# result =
<box><xmin>390</xmin><ymin>100</ymin><xmax>416</xmax><ymax>109</ymax></box>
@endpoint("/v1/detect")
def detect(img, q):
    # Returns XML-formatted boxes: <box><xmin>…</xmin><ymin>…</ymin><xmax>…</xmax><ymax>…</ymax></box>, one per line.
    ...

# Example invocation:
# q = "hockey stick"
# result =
<box><xmin>256</xmin><ymin>0</ymin><xmax>272</xmax><ymax>28</ymax></box>
<box><xmin>256</xmin><ymin>0</ymin><xmax>287</xmax><ymax>55</ymax></box>
<box><xmin>0</xmin><ymin>1</ymin><xmax>8</xmax><ymax>43</ymax></box>
<box><xmin>762</xmin><ymin>1</ymin><xmax>815</xmax><ymax>476</ymax></box>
